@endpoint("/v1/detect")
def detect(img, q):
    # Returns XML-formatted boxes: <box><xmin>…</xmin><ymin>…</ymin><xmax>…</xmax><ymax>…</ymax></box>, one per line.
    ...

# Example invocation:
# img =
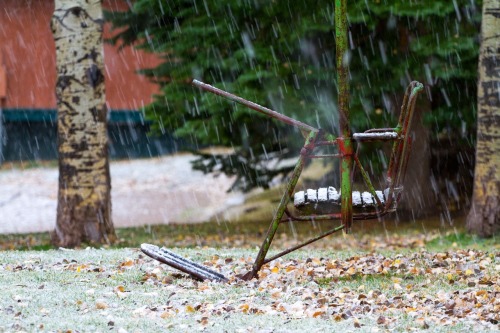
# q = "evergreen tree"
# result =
<box><xmin>106</xmin><ymin>0</ymin><xmax>481</xmax><ymax>193</ymax></box>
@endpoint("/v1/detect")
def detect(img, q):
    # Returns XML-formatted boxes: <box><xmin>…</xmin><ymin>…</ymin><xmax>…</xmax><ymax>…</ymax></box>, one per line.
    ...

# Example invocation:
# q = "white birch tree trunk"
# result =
<box><xmin>467</xmin><ymin>0</ymin><xmax>500</xmax><ymax>237</ymax></box>
<box><xmin>52</xmin><ymin>0</ymin><xmax>115</xmax><ymax>247</ymax></box>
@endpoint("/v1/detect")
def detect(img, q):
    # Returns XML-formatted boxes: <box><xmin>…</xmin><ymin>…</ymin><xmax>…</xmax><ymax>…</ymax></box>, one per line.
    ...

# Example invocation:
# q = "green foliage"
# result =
<box><xmin>106</xmin><ymin>0</ymin><xmax>481</xmax><ymax>190</ymax></box>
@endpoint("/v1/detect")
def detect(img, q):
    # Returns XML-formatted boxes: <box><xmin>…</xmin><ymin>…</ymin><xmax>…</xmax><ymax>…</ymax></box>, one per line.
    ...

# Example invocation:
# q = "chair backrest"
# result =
<box><xmin>384</xmin><ymin>81</ymin><xmax>424</xmax><ymax>209</ymax></box>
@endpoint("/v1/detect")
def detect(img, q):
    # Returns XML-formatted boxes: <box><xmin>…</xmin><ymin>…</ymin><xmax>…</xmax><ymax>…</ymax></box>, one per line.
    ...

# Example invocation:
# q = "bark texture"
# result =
<box><xmin>467</xmin><ymin>0</ymin><xmax>500</xmax><ymax>237</ymax></box>
<box><xmin>52</xmin><ymin>0</ymin><xmax>115</xmax><ymax>247</ymax></box>
<box><xmin>0</xmin><ymin>109</ymin><xmax>3</xmax><ymax>164</ymax></box>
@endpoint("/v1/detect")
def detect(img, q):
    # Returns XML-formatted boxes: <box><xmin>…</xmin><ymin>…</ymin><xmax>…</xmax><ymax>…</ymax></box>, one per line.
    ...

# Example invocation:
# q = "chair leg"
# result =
<box><xmin>243</xmin><ymin>152</ymin><xmax>308</xmax><ymax>280</ymax></box>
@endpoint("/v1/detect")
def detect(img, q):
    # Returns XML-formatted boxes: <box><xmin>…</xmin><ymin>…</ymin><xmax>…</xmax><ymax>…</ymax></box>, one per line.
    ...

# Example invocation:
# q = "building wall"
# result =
<box><xmin>0</xmin><ymin>0</ymin><xmax>161</xmax><ymax>110</ymax></box>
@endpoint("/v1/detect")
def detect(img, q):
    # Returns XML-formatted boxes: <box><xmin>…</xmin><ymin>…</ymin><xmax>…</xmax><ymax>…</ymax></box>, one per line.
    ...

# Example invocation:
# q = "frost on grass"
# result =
<box><xmin>0</xmin><ymin>245</ymin><xmax>499</xmax><ymax>332</ymax></box>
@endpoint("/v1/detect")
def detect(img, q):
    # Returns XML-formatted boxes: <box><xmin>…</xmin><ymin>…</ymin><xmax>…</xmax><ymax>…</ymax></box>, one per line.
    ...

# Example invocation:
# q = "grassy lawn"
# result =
<box><xmin>1</xmin><ymin>216</ymin><xmax>499</xmax><ymax>332</ymax></box>
<box><xmin>1</xmin><ymin>244</ymin><xmax>499</xmax><ymax>332</ymax></box>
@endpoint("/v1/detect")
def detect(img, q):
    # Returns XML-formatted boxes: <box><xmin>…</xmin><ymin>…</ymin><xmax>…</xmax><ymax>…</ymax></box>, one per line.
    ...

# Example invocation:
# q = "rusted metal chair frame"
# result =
<box><xmin>192</xmin><ymin>80</ymin><xmax>423</xmax><ymax>280</ymax></box>
<box><xmin>142</xmin><ymin>0</ymin><xmax>424</xmax><ymax>282</ymax></box>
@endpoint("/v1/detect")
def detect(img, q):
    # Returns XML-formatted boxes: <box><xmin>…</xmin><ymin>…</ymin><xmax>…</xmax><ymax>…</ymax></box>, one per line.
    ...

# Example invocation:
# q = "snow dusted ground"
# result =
<box><xmin>0</xmin><ymin>154</ymin><xmax>244</xmax><ymax>234</ymax></box>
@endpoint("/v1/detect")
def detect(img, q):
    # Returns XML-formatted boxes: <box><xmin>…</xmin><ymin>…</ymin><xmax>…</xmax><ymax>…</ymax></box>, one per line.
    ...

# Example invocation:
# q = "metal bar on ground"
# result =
<box><xmin>141</xmin><ymin>244</ymin><xmax>228</xmax><ymax>283</ymax></box>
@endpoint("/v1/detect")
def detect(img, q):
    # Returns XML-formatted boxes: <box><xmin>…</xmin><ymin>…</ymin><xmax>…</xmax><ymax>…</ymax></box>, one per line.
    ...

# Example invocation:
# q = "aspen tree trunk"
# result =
<box><xmin>467</xmin><ymin>0</ymin><xmax>500</xmax><ymax>237</ymax></box>
<box><xmin>0</xmin><ymin>108</ymin><xmax>3</xmax><ymax>165</ymax></box>
<box><xmin>52</xmin><ymin>0</ymin><xmax>116</xmax><ymax>247</ymax></box>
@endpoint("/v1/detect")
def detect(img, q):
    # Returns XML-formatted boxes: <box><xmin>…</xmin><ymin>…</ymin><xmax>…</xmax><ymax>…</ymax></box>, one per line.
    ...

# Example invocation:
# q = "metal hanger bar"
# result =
<box><xmin>192</xmin><ymin>79</ymin><xmax>319</xmax><ymax>134</ymax></box>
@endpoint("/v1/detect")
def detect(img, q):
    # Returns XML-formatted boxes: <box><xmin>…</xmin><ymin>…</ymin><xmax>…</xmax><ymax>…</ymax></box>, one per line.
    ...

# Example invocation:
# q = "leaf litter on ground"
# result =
<box><xmin>0</xmin><ymin>233</ymin><xmax>499</xmax><ymax>332</ymax></box>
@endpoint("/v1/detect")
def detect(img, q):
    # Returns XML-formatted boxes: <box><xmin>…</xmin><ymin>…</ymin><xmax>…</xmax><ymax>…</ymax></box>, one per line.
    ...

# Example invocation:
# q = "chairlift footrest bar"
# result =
<box><xmin>140</xmin><ymin>244</ymin><xmax>228</xmax><ymax>283</ymax></box>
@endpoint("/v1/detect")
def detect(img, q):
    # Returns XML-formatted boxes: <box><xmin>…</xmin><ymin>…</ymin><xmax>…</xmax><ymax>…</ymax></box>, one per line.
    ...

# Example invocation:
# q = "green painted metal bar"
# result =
<box><xmin>335</xmin><ymin>0</ymin><xmax>354</xmax><ymax>233</ymax></box>
<box><xmin>245</xmin><ymin>131</ymin><xmax>319</xmax><ymax>279</ymax></box>
<box><xmin>262</xmin><ymin>224</ymin><xmax>345</xmax><ymax>265</ymax></box>
<box><xmin>353</xmin><ymin>155</ymin><xmax>384</xmax><ymax>208</ymax></box>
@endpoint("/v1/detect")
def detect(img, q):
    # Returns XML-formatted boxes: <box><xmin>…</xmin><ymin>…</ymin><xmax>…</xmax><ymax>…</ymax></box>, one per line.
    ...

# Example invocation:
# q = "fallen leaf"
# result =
<box><xmin>115</xmin><ymin>285</ymin><xmax>125</xmax><ymax>293</ymax></box>
<box><xmin>239</xmin><ymin>304</ymin><xmax>249</xmax><ymax>313</ymax></box>
<box><xmin>377</xmin><ymin>315</ymin><xmax>386</xmax><ymax>325</ymax></box>
<box><xmin>96</xmin><ymin>301</ymin><xmax>108</xmax><ymax>310</ymax></box>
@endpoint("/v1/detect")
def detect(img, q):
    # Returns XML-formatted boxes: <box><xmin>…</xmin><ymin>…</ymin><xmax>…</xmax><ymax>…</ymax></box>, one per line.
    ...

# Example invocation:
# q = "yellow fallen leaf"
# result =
<box><xmin>408</xmin><ymin>267</ymin><xmax>419</xmax><ymax>274</ymax></box>
<box><xmin>239</xmin><ymin>304</ymin><xmax>249</xmax><ymax>313</ymax></box>
<box><xmin>346</xmin><ymin>267</ymin><xmax>356</xmax><ymax>275</ymax></box>
<box><xmin>96</xmin><ymin>302</ymin><xmax>108</xmax><ymax>310</ymax></box>
<box><xmin>476</xmin><ymin>290</ymin><xmax>487</xmax><ymax>296</ymax></box>
<box><xmin>119</xmin><ymin>260</ymin><xmax>135</xmax><ymax>269</ymax></box>
<box><xmin>185</xmin><ymin>305</ymin><xmax>196</xmax><ymax>313</ymax></box>
<box><xmin>115</xmin><ymin>285</ymin><xmax>125</xmax><ymax>293</ymax></box>
<box><xmin>312</xmin><ymin>310</ymin><xmax>325</xmax><ymax>318</ymax></box>
<box><xmin>465</xmin><ymin>269</ymin><xmax>474</xmax><ymax>276</ymax></box>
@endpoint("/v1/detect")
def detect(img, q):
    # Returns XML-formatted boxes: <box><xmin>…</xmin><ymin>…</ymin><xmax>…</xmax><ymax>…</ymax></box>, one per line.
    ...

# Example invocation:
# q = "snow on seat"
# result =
<box><xmin>294</xmin><ymin>186</ymin><xmax>391</xmax><ymax>210</ymax></box>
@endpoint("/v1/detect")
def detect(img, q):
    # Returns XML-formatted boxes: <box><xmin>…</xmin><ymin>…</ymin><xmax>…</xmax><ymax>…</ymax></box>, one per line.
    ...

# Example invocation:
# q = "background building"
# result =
<box><xmin>0</xmin><ymin>0</ymin><xmax>177</xmax><ymax>162</ymax></box>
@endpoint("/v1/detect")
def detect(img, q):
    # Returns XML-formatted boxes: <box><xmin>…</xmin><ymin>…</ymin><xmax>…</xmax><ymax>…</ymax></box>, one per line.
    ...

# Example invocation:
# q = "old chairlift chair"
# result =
<box><xmin>141</xmin><ymin>0</ymin><xmax>424</xmax><ymax>282</ymax></box>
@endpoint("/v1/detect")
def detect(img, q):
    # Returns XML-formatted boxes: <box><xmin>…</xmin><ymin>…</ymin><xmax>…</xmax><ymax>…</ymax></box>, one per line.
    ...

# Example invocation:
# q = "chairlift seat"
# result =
<box><xmin>293</xmin><ymin>186</ymin><xmax>401</xmax><ymax>214</ymax></box>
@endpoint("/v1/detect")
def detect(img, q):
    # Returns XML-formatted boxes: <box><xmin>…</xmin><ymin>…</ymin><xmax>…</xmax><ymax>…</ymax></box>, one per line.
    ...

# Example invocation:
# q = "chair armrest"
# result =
<box><xmin>353</xmin><ymin>131</ymin><xmax>398</xmax><ymax>141</ymax></box>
